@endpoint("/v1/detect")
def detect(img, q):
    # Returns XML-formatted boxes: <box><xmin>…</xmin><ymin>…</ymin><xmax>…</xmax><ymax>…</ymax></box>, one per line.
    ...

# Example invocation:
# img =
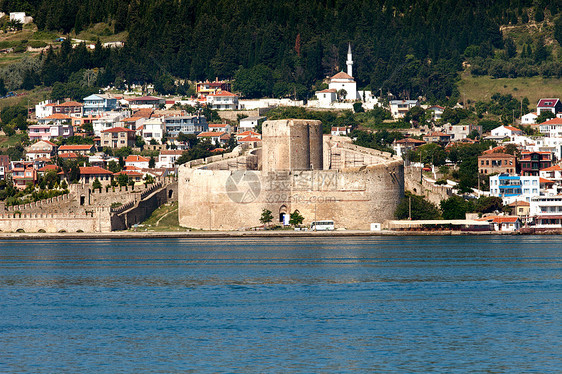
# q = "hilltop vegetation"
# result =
<box><xmin>0</xmin><ymin>0</ymin><xmax>560</xmax><ymax>104</ymax></box>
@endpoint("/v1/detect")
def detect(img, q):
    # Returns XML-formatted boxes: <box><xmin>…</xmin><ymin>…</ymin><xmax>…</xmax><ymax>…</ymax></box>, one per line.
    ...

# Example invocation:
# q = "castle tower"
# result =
<box><xmin>346</xmin><ymin>43</ymin><xmax>353</xmax><ymax>78</ymax></box>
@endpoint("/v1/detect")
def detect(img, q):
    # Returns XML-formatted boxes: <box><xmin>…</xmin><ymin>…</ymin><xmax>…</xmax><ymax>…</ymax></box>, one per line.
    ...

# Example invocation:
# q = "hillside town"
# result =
<box><xmin>0</xmin><ymin>46</ymin><xmax>561</xmax><ymax>233</ymax></box>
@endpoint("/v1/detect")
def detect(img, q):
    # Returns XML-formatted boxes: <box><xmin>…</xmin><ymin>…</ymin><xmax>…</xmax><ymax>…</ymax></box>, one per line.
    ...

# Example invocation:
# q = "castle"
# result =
<box><xmin>178</xmin><ymin>119</ymin><xmax>404</xmax><ymax>230</ymax></box>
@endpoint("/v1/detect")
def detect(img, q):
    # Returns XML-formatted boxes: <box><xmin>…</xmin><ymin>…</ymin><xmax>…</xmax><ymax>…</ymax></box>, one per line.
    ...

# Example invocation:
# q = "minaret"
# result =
<box><xmin>346</xmin><ymin>43</ymin><xmax>353</xmax><ymax>78</ymax></box>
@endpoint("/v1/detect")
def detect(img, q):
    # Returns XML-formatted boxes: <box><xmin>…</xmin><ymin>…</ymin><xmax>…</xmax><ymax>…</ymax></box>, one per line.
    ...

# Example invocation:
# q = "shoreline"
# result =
<box><xmin>0</xmin><ymin>229</ymin><xmax>556</xmax><ymax>240</ymax></box>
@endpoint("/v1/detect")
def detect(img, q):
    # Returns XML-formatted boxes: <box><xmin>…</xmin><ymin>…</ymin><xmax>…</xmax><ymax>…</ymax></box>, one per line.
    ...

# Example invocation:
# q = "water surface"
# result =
<box><xmin>0</xmin><ymin>236</ymin><xmax>560</xmax><ymax>373</ymax></box>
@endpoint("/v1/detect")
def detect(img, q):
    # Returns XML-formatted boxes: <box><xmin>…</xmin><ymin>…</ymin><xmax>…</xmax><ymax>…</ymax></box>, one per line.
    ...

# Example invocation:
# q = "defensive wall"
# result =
<box><xmin>0</xmin><ymin>178</ymin><xmax>177</xmax><ymax>232</ymax></box>
<box><xmin>179</xmin><ymin>119</ymin><xmax>404</xmax><ymax>231</ymax></box>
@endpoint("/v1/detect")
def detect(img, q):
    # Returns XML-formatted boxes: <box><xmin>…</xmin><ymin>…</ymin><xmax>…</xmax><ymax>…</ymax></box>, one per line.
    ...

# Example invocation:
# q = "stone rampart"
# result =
<box><xmin>0</xmin><ymin>208</ymin><xmax>111</xmax><ymax>233</ymax></box>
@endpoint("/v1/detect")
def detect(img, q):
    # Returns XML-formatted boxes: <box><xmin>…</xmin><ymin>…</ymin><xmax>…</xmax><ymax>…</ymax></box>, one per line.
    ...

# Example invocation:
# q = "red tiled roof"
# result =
<box><xmin>540</xmin><ymin>165</ymin><xmax>562</xmax><ymax>172</ymax></box>
<box><xmin>478</xmin><ymin>153</ymin><xmax>515</xmax><ymax>159</ymax></box>
<box><xmin>539</xmin><ymin>177</ymin><xmax>554</xmax><ymax>184</ymax></box>
<box><xmin>493</xmin><ymin>216</ymin><xmax>519</xmax><ymax>223</ymax></box>
<box><xmin>125</xmin><ymin>155</ymin><xmax>150</xmax><ymax>163</ymax></box>
<box><xmin>114</xmin><ymin>170</ymin><xmax>143</xmax><ymax>176</ymax></box>
<box><xmin>396</xmin><ymin>138</ymin><xmax>426</xmax><ymax>144</ymax></box>
<box><xmin>238</xmin><ymin>135</ymin><xmax>261</xmax><ymax>142</ymax></box>
<box><xmin>197</xmin><ymin>131</ymin><xmax>224</xmax><ymax>137</ymax></box>
<box><xmin>483</xmin><ymin>146</ymin><xmax>506</xmax><ymax>154</ymax></box>
<box><xmin>58</xmin><ymin>152</ymin><xmax>79</xmax><ymax>158</ymax></box>
<box><xmin>237</xmin><ymin>130</ymin><xmax>260</xmax><ymax>137</ymax></box>
<box><xmin>540</xmin><ymin>117</ymin><xmax>562</xmax><ymax>125</ymax></box>
<box><xmin>504</xmin><ymin>125</ymin><xmax>522</xmax><ymax>132</ymax></box>
<box><xmin>509</xmin><ymin>200</ymin><xmax>530</xmax><ymax>207</ymax></box>
<box><xmin>208</xmin><ymin>91</ymin><xmax>237</xmax><ymax>97</ymax></box>
<box><xmin>318</xmin><ymin>89</ymin><xmax>337</xmax><ymax>93</ymax></box>
<box><xmin>79</xmin><ymin>166</ymin><xmax>113</xmax><ymax>175</ymax></box>
<box><xmin>37</xmin><ymin>165</ymin><xmax>60</xmax><ymax>172</ymax></box>
<box><xmin>43</xmin><ymin>113</ymin><xmax>72</xmax><ymax>120</ymax></box>
<box><xmin>59</xmin><ymin>145</ymin><xmax>94</xmax><ymax>151</ymax></box>
<box><xmin>101</xmin><ymin>126</ymin><xmax>135</xmax><ymax>133</ymax></box>
<box><xmin>127</xmin><ymin>96</ymin><xmax>161</xmax><ymax>102</ymax></box>
<box><xmin>56</xmin><ymin>101</ymin><xmax>83</xmax><ymax>107</ymax></box>
<box><xmin>208</xmin><ymin>124</ymin><xmax>227</xmax><ymax>128</ymax></box>
<box><xmin>160</xmin><ymin>150</ymin><xmax>184</xmax><ymax>155</ymax></box>
<box><xmin>537</xmin><ymin>98</ymin><xmax>560</xmax><ymax>108</ymax></box>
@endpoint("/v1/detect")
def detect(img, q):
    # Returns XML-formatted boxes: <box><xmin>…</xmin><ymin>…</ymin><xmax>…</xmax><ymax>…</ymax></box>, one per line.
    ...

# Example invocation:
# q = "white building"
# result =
<box><xmin>521</xmin><ymin>112</ymin><xmax>538</xmax><ymax>125</ymax></box>
<box><xmin>491</xmin><ymin>125</ymin><xmax>524</xmax><ymax>139</ymax></box>
<box><xmin>142</xmin><ymin>118</ymin><xmax>166</xmax><ymax>144</ymax></box>
<box><xmin>489</xmin><ymin>174</ymin><xmax>540</xmax><ymax>204</ymax></box>
<box><xmin>389</xmin><ymin>100</ymin><xmax>419</xmax><ymax>119</ymax></box>
<box><xmin>125</xmin><ymin>155</ymin><xmax>150</xmax><ymax>169</ymax></box>
<box><xmin>540</xmin><ymin>165</ymin><xmax>562</xmax><ymax>185</ymax></box>
<box><xmin>530</xmin><ymin>195</ymin><xmax>562</xmax><ymax>229</ymax></box>
<box><xmin>315</xmin><ymin>89</ymin><xmax>338</xmax><ymax>106</ymax></box>
<box><xmin>35</xmin><ymin>100</ymin><xmax>55</xmax><ymax>119</ymax></box>
<box><xmin>206</xmin><ymin>91</ymin><xmax>238</xmax><ymax>110</ymax></box>
<box><xmin>239</xmin><ymin>116</ymin><xmax>265</xmax><ymax>131</ymax></box>
<box><xmin>92</xmin><ymin>111</ymin><xmax>129</xmax><ymax>136</ymax></box>
<box><xmin>9</xmin><ymin>12</ymin><xmax>33</xmax><ymax>24</ymax></box>
<box><xmin>158</xmin><ymin>150</ymin><xmax>184</xmax><ymax>168</ymax></box>
<box><xmin>539</xmin><ymin>117</ymin><xmax>562</xmax><ymax>138</ymax></box>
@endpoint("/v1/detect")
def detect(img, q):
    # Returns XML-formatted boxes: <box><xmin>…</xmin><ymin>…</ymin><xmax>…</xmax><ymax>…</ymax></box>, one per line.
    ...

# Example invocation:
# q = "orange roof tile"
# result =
<box><xmin>101</xmin><ymin>127</ymin><xmax>135</xmax><ymax>133</ymax></box>
<box><xmin>59</xmin><ymin>144</ymin><xmax>94</xmax><ymax>151</ymax></box>
<box><xmin>56</xmin><ymin>101</ymin><xmax>83</xmax><ymax>107</ymax></box>
<box><xmin>540</xmin><ymin>165</ymin><xmax>562</xmax><ymax>172</ymax></box>
<box><xmin>197</xmin><ymin>131</ymin><xmax>224</xmax><ymax>137</ymax></box>
<box><xmin>331</xmin><ymin>71</ymin><xmax>353</xmax><ymax>80</ymax></box>
<box><xmin>43</xmin><ymin>113</ymin><xmax>72</xmax><ymax>120</ymax></box>
<box><xmin>79</xmin><ymin>166</ymin><xmax>113</xmax><ymax>175</ymax></box>
<box><xmin>125</xmin><ymin>155</ymin><xmax>150</xmax><ymax>163</ymax></box>
<box><xmin>208</xmin><ymin>91</ymin><xmax>237</xmax><ymax>97</ymax></box>
<box><xmin>238</xmin><ymin>135</ymin><xmax>262</xmax><ymax>142</ymax></box>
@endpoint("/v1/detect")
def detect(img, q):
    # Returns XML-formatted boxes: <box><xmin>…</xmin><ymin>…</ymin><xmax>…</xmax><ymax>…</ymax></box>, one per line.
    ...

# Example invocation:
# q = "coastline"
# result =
<box><xmin>0</xmin><ymin>229</ymin><xmax>543</xmax><ymax>240</ymax></box>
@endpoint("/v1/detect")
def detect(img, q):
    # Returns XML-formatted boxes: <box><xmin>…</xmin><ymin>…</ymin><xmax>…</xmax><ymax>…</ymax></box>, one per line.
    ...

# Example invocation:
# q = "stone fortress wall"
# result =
<box><xmin>0</xmin><ymin>178</ymin><xmax>177</xmax><ymax>233</ymax></box>
<box><xmin>179</xmin><ymin>119</ymin><xmax>404</xmax><ymax>231</ymax></box>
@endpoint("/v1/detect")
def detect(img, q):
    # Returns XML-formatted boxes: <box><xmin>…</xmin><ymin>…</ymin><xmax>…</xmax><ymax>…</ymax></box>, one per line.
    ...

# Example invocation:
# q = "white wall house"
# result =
<box><xmin>207</xmin><ymin>91</ymin><xmax>238</xmax><ymax>110</ymax></box>
<box><xmin>92</xmin><ymin>111</ymin><xmax>129</xmax><ymax>136</ymax></box>
<box><xmin>521</xmin><ymin>112</ymin><xmax>538</xmax><ymax>125</ymax></box>
<box><xmin>142</xmin><ymin>118</ymin><xmax>166</xmax><ymax>144</ymax></box>
<box><xmin>239</xmin><ymin>116</ymin><xmax>265</xmax><ymax>131</ymax></box>
<box><xmin>530</xmin><ymin>195</ymin><xmax>562</xmax><ymax>229</ymax></box>
<box><xmin>35</xmin><ymin>101</ymin><xmax>55</xmax><ymax>119</ymax></box>
<box><xmin>490</xmin><ymin>125</ymin><xmax>524</xmax><ymax>138</ymax></box>
<box><xmin>489</xmin><ymin>174</ymin><xmax>540</xmax><ymax>205</ymax></box>
<box><xmin>389</xmin><ymin>100</ymin><xmax>419</xmax><ymax>119</ymax></box>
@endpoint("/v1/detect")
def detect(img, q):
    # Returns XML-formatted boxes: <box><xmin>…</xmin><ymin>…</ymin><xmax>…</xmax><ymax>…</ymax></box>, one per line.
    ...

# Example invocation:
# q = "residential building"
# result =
<box><xmin>509</xmin><ymin>200</ymin><xmax>531</xmax><ymax>220</ymax></box>
<box><xmin>142</xmin><ymin>118</ymin><xmax>166</xmax><ymax>144</ymax></box>
<box><xmin>478</xmin><ymin>153</ymin><xmax>516</xmax><ymax>175</ymax></box>
<box><xmin>491</xmin><ymin>125</ymin><xmax>524</xmax><ymax>138</ymax></box>
<box><xmin>83</xmin><ymin>94</ymin><xmax>118</xmax><ymax>116</ymax></box>
<box><xmin>92</xmin><ymin>111</ymin><xmax>129</xmax><ymax>136</ymax></box>
<box><xmin>126</xmin><ymin>96</ymin><xmax>165</xmax><ymax>109</ymax></box>
<box><xmin>315</xmin><ymin>89</ymin><xmax>338</xmax><ymax>106</ymax></box>
<box><xmin>422</xmin><ymin>132</ymin><xmax>451</xmax><ymax>143</ymax></box>
<box><xmin>58</xmin><ymin>144</ymin><xmax>95</xmax><ymax>155</ymax></box>
<box><xmin>196</xmin><ymin>80</ymin><xmax>231</xmax><ymax>98</ymax></box>
<box><xmin>37</xmin><ymin>113</ymin><xmax>73</xmax><ymax>127</ymax></box>
<box><xmin>0</xmin><ymin>155</ymin><xmax>10</xmax><ymax>180</ymax></box>
<box><xmin>208</xmin><ymin>123</ymin><xmax>231</xmax><ymax>133</ymax></box>
<box><xmin>489</xmin><ymin>174</ymin><xmax>540</xmax><ymax>204</ymax></box>
<box><xmin>445</xmin><ymin>124</ymin><xmax>482</xmax><ymax>140</ymax></box>
<box><xmin>492</xmin><ymin>216</ymin><xmax>521</xmax><ymax>232</ymax></box>
<box><xmin>158</xmin><ymin>150</ymin><xmax>184</xmax><ymax>168</ymax></box>
<box><xmin>114</xmin><ymin>170</ymin><xmax>144</xmax><ymax>184</ymax></box>
<box><xmin>239</xmin><ymin>116</ymin><xmax>266</xmax><ymax>131</ymax></box>
<box><xmin>235</xmin><ymin>131</ymin><xmax>261</xmax><ymax>141</ymax></box>
<box><xmin>10</xmin><ymin>12</ymin><xmax>33</xmax><ymax>24</ymax></box>
<box><xmin>34</xmin><ymin>100</ymin><xmax>55</xmax><ymax>119</ymax></box>
<box><xmin>197</xmin><ymin>131</ymin><xmax>229</xmax><ymax>145</ymax></box>
<box><xmin>536</xmin><ymin>98</ymin><xmax>562</xmax><ymax>116</ymax></box>
<box><xmin>28</xmin><ymin>123</ymin><xmax>73</xmax><ymax>142</ymax></box>
<box><xmin>390</xmin><ymin>100</ymin><xmax>419</xmax><ymax>119</ymax></box>
<box><xmin>10</xmin><ymin>161</ymin><xmax>37</xmax><ymax>189</ymax></box>
<box><xmin>530</xmin><ymin>195</ymin><xmax>562</xmax><ymax>229</ymax></box>
<box><xmin>331</xmin><ymin>127</ymin><xmax>350</xmax><ymax>136</ymax></box>
<box><xmin>164</xmin><ymin>115</ymin><xmax>208</xmax><ymax>137</ymax></box>
<box><xmin>538</xmin><ymin>117</ymin><xmax>562</xmax><ymax>138</ymax></box>
<box><xmin>519</xmin><ymin>151</ymin><xmax>552</xmax><ymax>176</ymax></box>
<box><xmin>125</xmin><ymin>155</ymin><xmax>150</xmax><ymax>169</ymax></box>
<box><xmin>539</xmin><ymin>165</ymin><xmax>562</xmax><ymax>185</ymax></box>
<box><xmin>52</xmin><ymin>101</ymin><xmax>83</xmax><ymax>117</ymax></box>
<box><xmin>100</xmin><ymin>127</ymin><xmax>136</xmax><ymax>148</ymax></box>
<box><xmin>392</xmin><ymin>138</ymin><xmax>426</xmax><ymax>158</ymax></box>
<box><xmin>121</xmin><ymin>117</ymin><xmax>147</xmax><ymax>132</ymax></box>
<box><xmin>78</xmin><ymin>166</ymin><xmax>113</xmax><ymax>185</ymax></box>
<box><xmin>521</xmin><ymin>112</ymin><xmax>538</xmax><ymax>125</ymax></box>
<box><xmin>426</xmin><ymin>105</ymin><xmax>444</xmax><ymax>121</ymax></box>
<box><xmin>206</xmin><ymin>91</ymin><xmax>239</xmax><ymax>110</ymax></box>
<box><xmin>26</xmin><ymin>140</ymin><xmax>57</xmax><ymax>155</ymax></box>
<box><xmin>237</xmin><ymin>135</ymin><xmax>262</xmax><ymax>147</ymax></box>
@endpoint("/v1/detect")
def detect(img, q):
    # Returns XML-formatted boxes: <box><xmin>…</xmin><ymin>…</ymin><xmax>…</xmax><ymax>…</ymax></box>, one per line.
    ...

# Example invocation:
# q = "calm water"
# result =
<box><xmin>0</xmin><ymin>236</ymin><xmax>561</xmax><ymax>373</ymax></box>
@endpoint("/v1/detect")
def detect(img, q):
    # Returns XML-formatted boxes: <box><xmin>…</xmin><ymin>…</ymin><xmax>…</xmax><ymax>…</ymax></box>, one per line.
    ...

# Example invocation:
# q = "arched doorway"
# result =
<box><xmin>279</xmin><ymin>205</ymin><xmax>289</xmax><ymax>226</ymax></box>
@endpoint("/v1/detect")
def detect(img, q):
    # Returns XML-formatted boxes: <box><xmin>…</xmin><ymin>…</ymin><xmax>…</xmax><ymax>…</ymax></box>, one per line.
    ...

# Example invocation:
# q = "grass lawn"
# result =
<box><xmin>134</xmin><ymin>201</ymin><xmax>184</xmax><ymax>232</ymax></box>
<box><xmin>458</xmin><ymin>71</ymin><xmax>562</xmax><ymax>107</ymax></box>
<box><xmin>0</xmin><ymin>132</ymin><xmax>27</xmax><ymax>148</ymax></box>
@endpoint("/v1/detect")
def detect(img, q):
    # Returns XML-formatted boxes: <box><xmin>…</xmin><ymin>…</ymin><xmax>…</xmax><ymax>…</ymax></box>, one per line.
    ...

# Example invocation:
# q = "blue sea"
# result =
<box><xmin>0</xmin><ymin>236</ymin><xmax>561</xmax><ymax>373</ymax></box>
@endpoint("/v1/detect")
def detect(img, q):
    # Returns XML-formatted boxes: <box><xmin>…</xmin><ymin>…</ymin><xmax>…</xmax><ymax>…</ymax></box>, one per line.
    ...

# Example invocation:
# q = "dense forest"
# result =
<box><xmin>1</xmin><ymin>0</ymin><xmax>561</xmax><ymax>102</ymax></box>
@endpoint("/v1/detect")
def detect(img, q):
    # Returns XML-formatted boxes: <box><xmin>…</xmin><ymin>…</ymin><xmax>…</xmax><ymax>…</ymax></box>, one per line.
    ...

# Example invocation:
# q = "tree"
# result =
<box><xmin>149</xmin><ymin>156</ymin><xmax>156</xmax><ymax>168</ymax></box>
<box><xmin>92</xmin><ymin>178</ymin><xmax>102</xmax><ymax>190</ymax></box>
<box><xmin>555</xmin><ymin>16</ymin><xmax>562</xmax><ymax>45</ymax></box>
<box><xmin>107</xmin><ymin>160</ymin><xmax>121</xmax><ymax>173</ymax></box>
<box><xmin>440</xmin><ymin>195</ymin><xmax>474</xmax><ymax>219</ymax></box>
<box><xmin>395</xmin><ymin>192</ymin><xmax>441</xmax><ymax>220</ymax></box>
<box><xmin>536</xmin><ymin>111</ymin><xmax>555</xmax><ymax>124</ymax></box>
<box><xmin>117</xmin><ymin>173</ymin><xmax>129</xmax><ymax>186</ymax></box>
<box><xmin>69</xmin><ymin>164</ymin><xmax>80</xmax><ymax>183</ymax></box>
<box><xmin>259</xmin><ymin>209</ymin><xmax>273</xmax><ymax>227</ymax></box>
<box><xmin>289</xmin><ymin>210</ymin><xmax>304</xmax><ymax>226</ymax></box>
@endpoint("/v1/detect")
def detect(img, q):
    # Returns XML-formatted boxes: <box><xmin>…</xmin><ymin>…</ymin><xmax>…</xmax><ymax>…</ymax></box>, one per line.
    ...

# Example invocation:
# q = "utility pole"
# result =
<box><xmin>408</xmin><ymin>196</ymin><xmax>412</xmax><ymax>220</ymax></box>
